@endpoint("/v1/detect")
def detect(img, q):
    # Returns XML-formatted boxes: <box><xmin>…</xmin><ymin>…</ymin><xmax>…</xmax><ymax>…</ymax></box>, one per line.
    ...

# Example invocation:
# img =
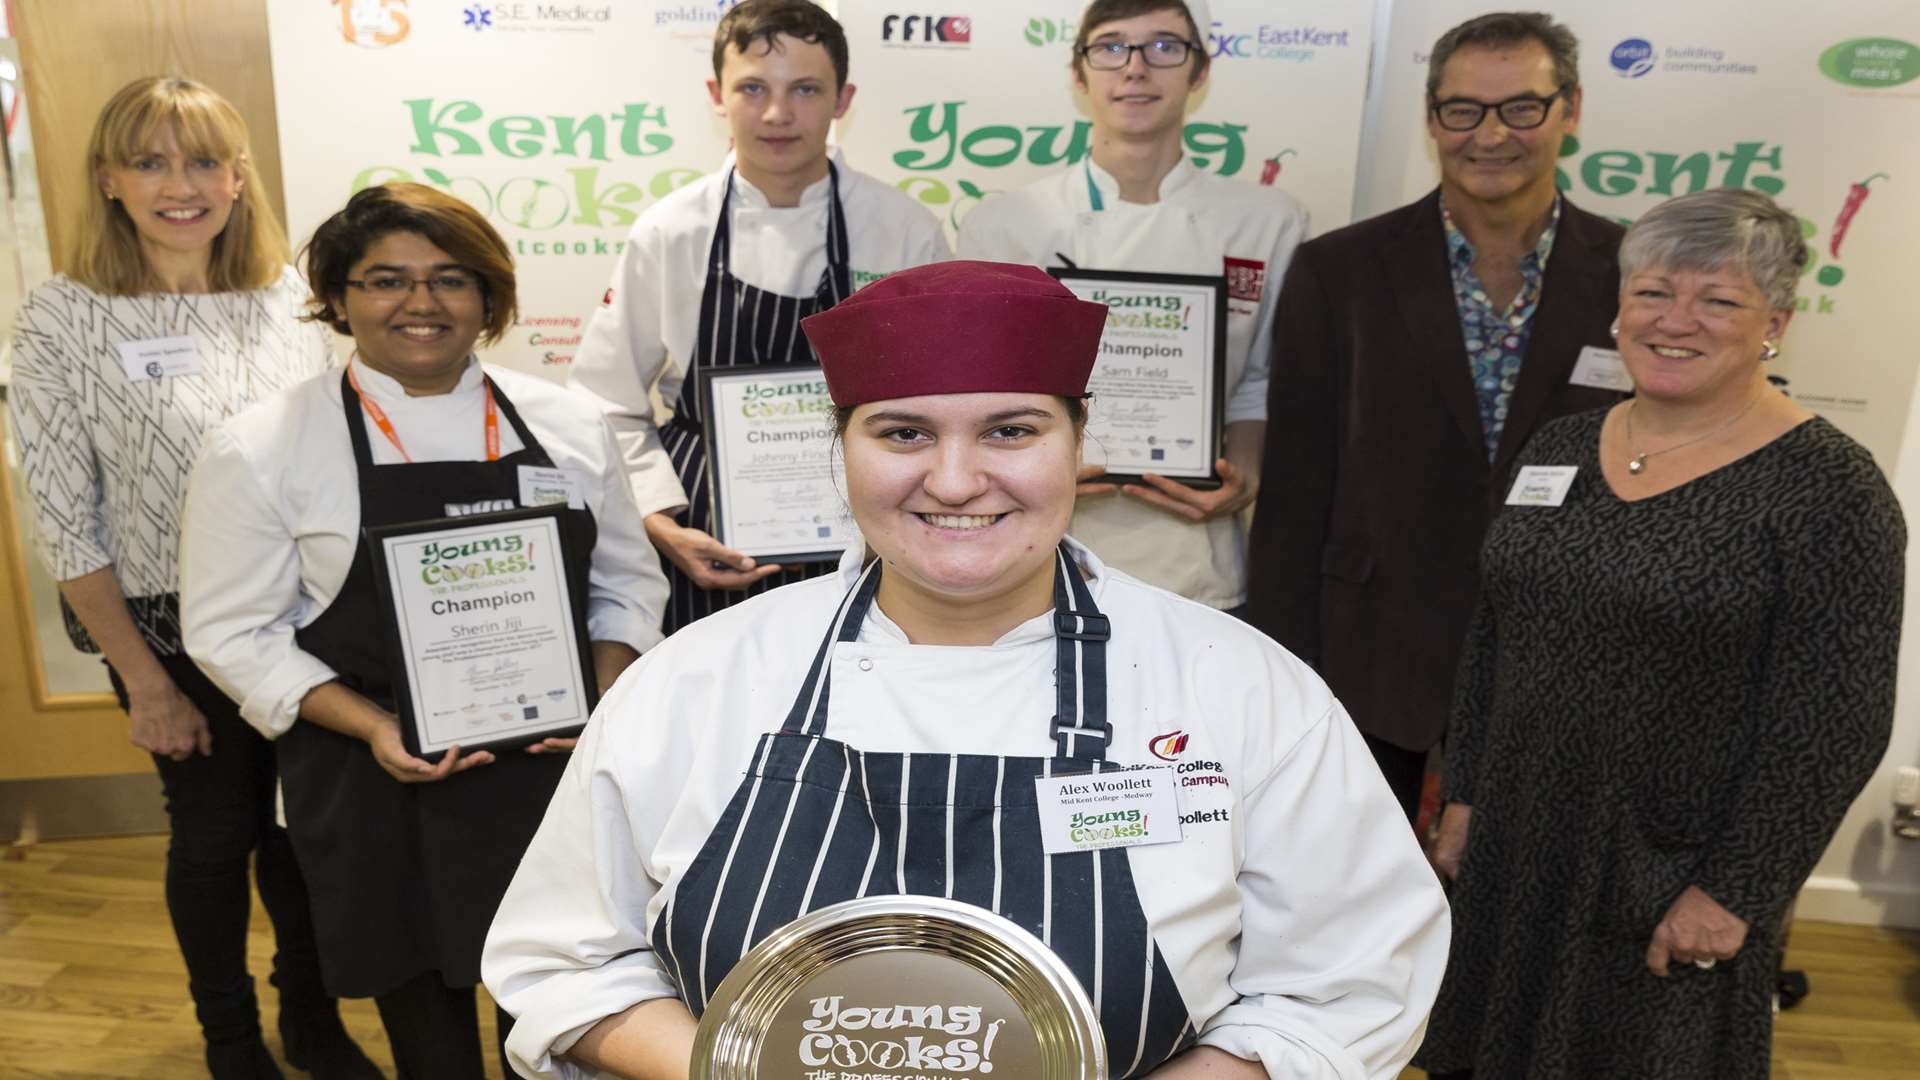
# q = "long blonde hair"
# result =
<box><xmin>69</xmin><ymin>77</ymin><xmax>286</xmax><ymax>295</ymax></box>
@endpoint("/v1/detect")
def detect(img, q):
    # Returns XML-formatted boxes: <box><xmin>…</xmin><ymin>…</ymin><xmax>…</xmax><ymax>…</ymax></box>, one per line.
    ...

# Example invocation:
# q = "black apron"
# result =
<box><xmin>651</xmin><ymin>546</ymin><xmax>1195</xmax><ymax>1076</ymax></box>
<box><xmin>657</xmin><ymin>163</ymin><xmax>854</xmax><ymax>634</ymax></box>
<box><xmin>282</xmin><ymin>371</ymin><xmax>593</xmax><ymax>997</ymax></box>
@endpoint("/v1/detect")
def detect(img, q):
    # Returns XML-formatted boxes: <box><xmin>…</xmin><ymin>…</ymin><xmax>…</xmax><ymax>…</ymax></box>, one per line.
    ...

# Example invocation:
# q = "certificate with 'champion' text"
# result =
<box><xmin>698</xmin><ymin>363</ymin><xmax>852</xmax><ymax>564</ymax></box>
<box><xmin>368</xmin><ymin>506</ymin><xmax>595</xmax><ymax>758</ymax></box>
<box><xmin>1051</xmin><ymin>268</ymin><xmax>1227</xmax><ymax>488</ymax></box>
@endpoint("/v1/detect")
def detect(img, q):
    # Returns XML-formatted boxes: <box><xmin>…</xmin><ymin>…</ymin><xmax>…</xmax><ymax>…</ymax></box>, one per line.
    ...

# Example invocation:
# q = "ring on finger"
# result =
<box><xmin>1694</xmin><ymin>958</ymin><xmax>1716</xmax><ymax>970</ymax></box>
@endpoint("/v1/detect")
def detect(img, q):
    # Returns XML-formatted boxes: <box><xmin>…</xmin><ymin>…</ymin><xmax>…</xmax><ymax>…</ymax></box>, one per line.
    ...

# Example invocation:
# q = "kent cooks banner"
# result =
<box><xmin>1358</xmin><ymin>0</ymin><xmax>1920</xmax><ymax>466</ymax></box>
<box><xmin>267</xmin><ymin>0</ymin><xmax>1377</xmax><ymax>381</ymax></box>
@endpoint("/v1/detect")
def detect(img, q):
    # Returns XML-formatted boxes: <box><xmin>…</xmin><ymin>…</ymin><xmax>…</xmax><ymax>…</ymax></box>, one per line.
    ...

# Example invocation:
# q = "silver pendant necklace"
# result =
<box><xmin>1624</xmin><ymin>390</ymin><xmax>1763</xmax><ymax>475</ymax></box>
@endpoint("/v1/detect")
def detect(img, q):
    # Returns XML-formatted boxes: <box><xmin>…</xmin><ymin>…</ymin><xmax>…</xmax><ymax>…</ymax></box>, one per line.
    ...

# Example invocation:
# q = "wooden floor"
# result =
<box><xmin>2</xmin><ymin>837</ymin><xmax>1917</xmax><ymax>1079</ymax></box>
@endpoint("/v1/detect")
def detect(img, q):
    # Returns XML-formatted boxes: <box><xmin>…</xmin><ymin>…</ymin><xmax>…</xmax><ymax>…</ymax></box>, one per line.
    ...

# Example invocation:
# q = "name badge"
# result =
<box><xmin>1569</xmin><ymin>346</ymin><xmax>1633</xmax><ymax>392</ymax></box>
<box><xmin>517</xmin><ymin>465</ymin><xmax>583</xmax><ymax>510</ymax></box>
<box><xmin>1505</xmin><ymin>465</ymin><xmax>1579</xmax><ymax>507</ymax></box>
<box><xmin>1034</xmin><ymin>766</ymin><xmax>1182</xmax><ymax>855</ymax></box>
<box><xmin>115</xmin><ymin>336</ymin><xmax>202</xmax><ymax>381</ymax></box>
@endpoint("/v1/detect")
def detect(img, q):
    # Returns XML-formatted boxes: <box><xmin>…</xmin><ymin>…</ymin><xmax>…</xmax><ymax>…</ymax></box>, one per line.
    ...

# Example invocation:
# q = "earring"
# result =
<box><xmin>104</xmin><ymin>191</ymin><xmax>118</xmax><ymax>201</ymax></box>
<box><xmin>1762</xmin><ymin>339</ymin><xmax>1780</xmax><ymax>362</ymax></box>
<box><xmin>1609</xmin><ymin>320</ymin><xmax>1619</xmax><ymax>338</ymax></box>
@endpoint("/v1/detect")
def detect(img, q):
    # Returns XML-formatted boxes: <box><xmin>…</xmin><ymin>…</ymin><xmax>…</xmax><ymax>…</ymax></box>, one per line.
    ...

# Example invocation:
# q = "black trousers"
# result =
<box><xmin>372</xmin><ymin>971</ymin><xmax>513</xmax><ymax>1080</ymax></box>
<box><xmin>108</xmin><ymin>654</ymin><xmax>329</xmax><ymax>1046</ymax></box>
<box><xmin>1361</xmin><ymin>732</ymin><xmax>1429</xmax><ymax>824</ymax></box>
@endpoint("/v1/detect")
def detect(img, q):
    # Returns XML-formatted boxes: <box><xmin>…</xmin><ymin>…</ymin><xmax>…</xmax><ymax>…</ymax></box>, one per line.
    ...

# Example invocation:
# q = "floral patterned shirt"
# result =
<box><xmin>1442</xmin><ymin>196</ymin><xmax>1561</xmax><ymax>460</ymax></box>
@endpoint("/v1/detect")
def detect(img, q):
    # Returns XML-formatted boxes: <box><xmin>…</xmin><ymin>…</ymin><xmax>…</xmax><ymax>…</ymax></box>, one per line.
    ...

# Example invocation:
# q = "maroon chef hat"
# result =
<box><xmin>801</xmin><ymin>260</ymin><xmax>1107</xmax><ymax>407</ymax></box>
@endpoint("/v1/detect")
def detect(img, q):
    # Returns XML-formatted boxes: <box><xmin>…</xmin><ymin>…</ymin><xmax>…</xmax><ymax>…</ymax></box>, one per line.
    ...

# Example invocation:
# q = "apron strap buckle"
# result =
<box><xmin>1051</xmin><ymin>715</ymin><xmax>1113</xmax><ymax>756</ymax></box>
<box><xmin>1055</xmin><ymin>610</ymin><xmax>1111</xmax><ymax>641</ymax></box>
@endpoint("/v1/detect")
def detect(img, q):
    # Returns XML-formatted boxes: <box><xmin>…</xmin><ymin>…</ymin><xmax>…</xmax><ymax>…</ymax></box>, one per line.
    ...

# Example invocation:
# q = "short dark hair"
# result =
<box><xmin>301</xmin><ymin>183</ymin><xmax>517</xmax><ymax>346</ymax></box>
<box><xmin>1426</xmin><ymin>12</ymin><xmax>1580</xmax><ymax>99</ymax></box>
<box><xmin>713</xmin><ymin>0</ymin><xmax>849</xmax><ymax>89</ymax></box>
<box><xmin>1073</xmin><ymin>0</ymin><xmax>1210</xmax><ymax>85</ymax></box>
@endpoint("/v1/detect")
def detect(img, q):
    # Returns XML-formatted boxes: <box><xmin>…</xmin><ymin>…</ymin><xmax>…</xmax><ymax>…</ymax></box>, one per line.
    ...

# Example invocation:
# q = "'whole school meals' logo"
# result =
<box><xmin>334</xmin><ymin>0</ymin><xmax>410</xmax><ymax>47</ymax></box>
<box><xmin>1024</xmin><ymin>17</ymin><xmax>1073</xmax><ymax>47</ymax></box>
<box><xmin>1610</xmin><ymin>38</ymin><xmax>1655</xmax><ymax>78</ymax></box>
<box><xmin>1819</xmin><ymin>38</ymin><xmax>1920</xmax><ymax>88</ymax></box>
<box><xmin>1207</xmin><ymin>19</ymin><xmax>1351</xmax><ymax>62</ymax></box>
<box><xmin>882</xmin><ymin>14</ymin><xmax>971</xmax><ymax>46</ymax></box>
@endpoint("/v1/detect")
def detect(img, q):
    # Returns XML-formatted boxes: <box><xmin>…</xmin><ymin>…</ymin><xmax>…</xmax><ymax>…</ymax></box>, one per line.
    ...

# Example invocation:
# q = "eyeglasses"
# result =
<box><xmin>1078</xmin><ymin>38</ymin><xmax>1195</xmax><ymax>70</ymax></box>
<box><xmin>345</xmin><ymin>270</ymin><xmax>482</xmax><ymax>300</ymax></box>
<box><xmin>1429</xmin><ymin>87</ymin><xmax>1568</xmax><ymax>132</ymax></box>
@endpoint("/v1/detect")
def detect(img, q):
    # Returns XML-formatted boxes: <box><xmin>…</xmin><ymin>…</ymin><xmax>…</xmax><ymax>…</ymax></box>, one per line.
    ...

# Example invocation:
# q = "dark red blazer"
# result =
<box><xmin>1246</xmin><ymin>189</ymin><xmax>1625</xmax><ymax>752</ymax></box>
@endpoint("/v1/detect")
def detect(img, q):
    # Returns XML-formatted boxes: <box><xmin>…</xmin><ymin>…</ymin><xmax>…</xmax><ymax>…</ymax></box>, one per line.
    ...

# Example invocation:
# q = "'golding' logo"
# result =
<box><xmin>1148</xmin><ymin>730</ymin><xmax>1189</xmax><ymax>761</ymax></box>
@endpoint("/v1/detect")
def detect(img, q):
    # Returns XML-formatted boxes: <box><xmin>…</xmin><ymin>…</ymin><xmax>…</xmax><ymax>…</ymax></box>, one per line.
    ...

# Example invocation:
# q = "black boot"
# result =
<box><xmin>206</xmin><ymin>1036</ymin><xmax>286</xmax><ymax>1080</ymax></box>
<box><xmin>278</xmin><ymin>997</ymin><xmax>385</xmax><ymax>1079</ymax></box>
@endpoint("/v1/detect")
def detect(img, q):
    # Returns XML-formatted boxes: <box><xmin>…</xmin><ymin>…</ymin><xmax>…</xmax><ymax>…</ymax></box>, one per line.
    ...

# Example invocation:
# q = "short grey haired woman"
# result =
<box><xmin>1416</xmin><ymin>187</ymin><xmax>1904</xmax><ymax>1079</ymax></box>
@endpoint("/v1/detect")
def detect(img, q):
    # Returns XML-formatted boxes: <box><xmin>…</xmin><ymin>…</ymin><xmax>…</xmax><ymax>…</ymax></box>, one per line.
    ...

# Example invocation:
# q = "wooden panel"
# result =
<box><xmin>12</xmin><ymin>0</ymin><xmax>284</xmax><ymax>274</ymax></box>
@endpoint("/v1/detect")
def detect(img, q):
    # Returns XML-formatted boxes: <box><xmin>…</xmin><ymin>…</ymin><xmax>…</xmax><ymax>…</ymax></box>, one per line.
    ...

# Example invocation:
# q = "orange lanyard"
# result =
<box><xmin>348</xmin><ymin>364</ymin><xmax>500</xmax><ymax>463</ymax></box>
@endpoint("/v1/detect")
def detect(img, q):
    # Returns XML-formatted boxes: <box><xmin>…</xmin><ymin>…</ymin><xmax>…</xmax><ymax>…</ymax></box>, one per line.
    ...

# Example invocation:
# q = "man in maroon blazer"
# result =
<box><xmin>1247</xmin><ymin>12</ymin><xmax>1625</xmax><ymax>821</ymax></box>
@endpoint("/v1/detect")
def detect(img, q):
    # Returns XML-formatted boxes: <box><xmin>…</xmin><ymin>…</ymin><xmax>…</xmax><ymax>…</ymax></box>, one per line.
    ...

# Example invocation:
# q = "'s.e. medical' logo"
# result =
<box><xmin>463</xmin><ymin>4</ymin><xmax>492</xmax><ymax>31</ymax></box>
<box><xmin>881</xmin><ymin>15</ymin><xmax>971</xmax><ymax>47</ymax></box>
<box><xmin>1148</xmin><ymin>730</ymin><xmax>1189</xmax><ymax>761</ymax></box>
<box><xmin>335</xmin><ymin>0</ymin><xmax>410</xmax><ymax>47</ymax></box>
<box><xmin>1819</xmin><ymin>37</ymin><xmax>1920</xmax><ymax>88</ymax></box>
<box><xmin>1610</xmin><ymin>38</ymin><xmax>1655</xmax><ymax>78</ymax></box>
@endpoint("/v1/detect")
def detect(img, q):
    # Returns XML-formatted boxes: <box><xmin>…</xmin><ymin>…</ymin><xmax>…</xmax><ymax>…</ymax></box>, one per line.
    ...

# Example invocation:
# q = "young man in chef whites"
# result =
<box><xmin>570</xmin><ymin>0</ymin><xmax>949</xmax><ymax>634</ymax></box>
<box><xmin>958</xmin><ymin>0</ymin><xmax>1309</xmax><ymax>617</ymax></box>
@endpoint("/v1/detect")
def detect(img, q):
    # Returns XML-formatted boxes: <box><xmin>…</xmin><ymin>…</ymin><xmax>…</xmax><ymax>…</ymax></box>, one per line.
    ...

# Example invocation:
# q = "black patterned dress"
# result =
<box><xmin>1414</xmin><ymin>411</ymin><xmax>1904</xmax><ymax>1079</ymax></box>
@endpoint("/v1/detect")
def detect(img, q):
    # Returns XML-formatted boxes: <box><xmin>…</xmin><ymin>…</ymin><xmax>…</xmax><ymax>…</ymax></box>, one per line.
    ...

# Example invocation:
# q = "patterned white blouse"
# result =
<box><xmin>7</xmin><ymin>266</ymin><xmax>333</xmax><ymax>653</ymax></box>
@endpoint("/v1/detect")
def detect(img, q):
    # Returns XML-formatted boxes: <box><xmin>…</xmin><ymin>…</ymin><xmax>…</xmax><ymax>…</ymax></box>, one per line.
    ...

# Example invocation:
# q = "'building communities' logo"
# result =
<box><xmin>335</xmin><ymin>0</ymin><xmax>410</xmax><ymax>47</ymax></box>
<box><xmin>1610</xmin><ymin>38</ymin><xmax>1655</xmax><ymax>78</ymax></box>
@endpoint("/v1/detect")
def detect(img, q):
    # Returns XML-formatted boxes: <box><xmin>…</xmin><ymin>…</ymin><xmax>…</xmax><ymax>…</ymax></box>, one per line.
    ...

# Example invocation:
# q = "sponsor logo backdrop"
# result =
<box><xmin>269</xmin><ymin>0</ymin><xmax>1375</xmax><ymax>380</ymax></box>
<box><xmin>1357</xmin><ymin>0</ymin><xmax>1920</xmax><ymax>465</ymax></box>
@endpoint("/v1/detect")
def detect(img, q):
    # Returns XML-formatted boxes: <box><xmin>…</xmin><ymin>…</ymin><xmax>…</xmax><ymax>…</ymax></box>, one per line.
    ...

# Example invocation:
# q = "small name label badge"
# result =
<box><xmin>1035</xmin><ymin>766</ymin><xmax>1183</xmax><ymax>855</ymax></box>
<box><xmin>517</xmin><ymin>465</ymin><xmax>584</xmax><ymax>510</ymax></box>
<box><xmin>1570</xmin><ymin>346</ymin><xmax>1633</xmax><ymax>392</ymax></box>
<box><xmin>1505</xmin><ymin>465</ymin><xmax>1579</xmax><ymax>507</ymax></box>
<box><xmin>116</xmin><ymin>336</ymin><xmax>202</xmax><ymax>381</ymax></box>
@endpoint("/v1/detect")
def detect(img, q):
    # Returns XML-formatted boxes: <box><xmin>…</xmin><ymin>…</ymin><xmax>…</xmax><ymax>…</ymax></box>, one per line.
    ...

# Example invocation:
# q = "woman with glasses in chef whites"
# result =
<box><xmin>482</xmin><ymin>261</ymin><xmax>1448</xmax><ymax>1080</ymax></box>
<box><xmin>180</xmin><ymin>183</ymin><xmax>669</xmax><ymax>1077</ymax></box>
<box><xmin>6</xmin><ymin>76</ymin><xmax>377</xmax><ymax>1080</ymax></box>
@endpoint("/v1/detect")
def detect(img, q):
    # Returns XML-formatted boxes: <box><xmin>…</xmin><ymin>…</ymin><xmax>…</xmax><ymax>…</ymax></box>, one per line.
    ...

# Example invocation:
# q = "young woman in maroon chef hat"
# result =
<box><xmin>483</xmin><ymin>261</ymin><xmax>1450</xmax><ymax>1080</ymax></box>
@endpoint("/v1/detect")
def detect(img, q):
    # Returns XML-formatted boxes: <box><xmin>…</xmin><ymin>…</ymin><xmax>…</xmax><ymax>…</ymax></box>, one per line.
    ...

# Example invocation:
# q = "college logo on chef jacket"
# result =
<box><xmin>1223</xmin><ymin>257</ymin><xmax>1265</xmax><ymax>303</ymax></box>
<box><xmin>1148</xmin><ymin>730</ymin><xmax>1189</xmax><ymax>761</ymax></box>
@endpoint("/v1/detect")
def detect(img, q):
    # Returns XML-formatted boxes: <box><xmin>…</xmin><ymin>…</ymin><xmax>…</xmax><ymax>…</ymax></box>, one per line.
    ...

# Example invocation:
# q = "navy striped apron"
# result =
<box><xmin>653</xmin><ymin>546</ymin><xmax>1195</xmax><ymax>1076</ymax></box>
<box><xmin>657</xmin><ymin>164</ymin><xmax>853</xmax><ymax>634</ymax></box>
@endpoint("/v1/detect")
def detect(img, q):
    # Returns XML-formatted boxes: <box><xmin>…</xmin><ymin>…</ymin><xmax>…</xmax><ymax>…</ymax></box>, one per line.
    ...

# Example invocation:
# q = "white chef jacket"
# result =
<box><xmin>958</xmin><ymin>160</ymin><xmax>1309</xmax><ymax>609</ymax></box>
<box><xmin>483</xmin><ymin>540</ymin><xmax>1447</xmax><ymax>1079</ymax></box>
<box><xmin>180</xmin><ymin>357</ymin><xmax>669</xmax><ymax>738</ymax></box>
<box><xmin>569</xmin><ymin>150</ymin><xmax>951</xmax><ymax>519</ymax></box>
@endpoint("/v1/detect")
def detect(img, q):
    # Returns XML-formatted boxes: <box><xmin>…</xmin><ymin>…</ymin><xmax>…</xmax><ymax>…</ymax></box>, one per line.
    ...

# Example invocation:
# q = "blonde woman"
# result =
<box><xmin>6</xmin><ymin>78</ymin><xmax>376</xmax><ymax>1079</ymax></box>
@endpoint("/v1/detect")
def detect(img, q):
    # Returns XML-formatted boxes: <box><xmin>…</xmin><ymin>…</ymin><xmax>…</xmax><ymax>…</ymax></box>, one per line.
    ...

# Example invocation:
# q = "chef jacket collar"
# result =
<box><xmin>342</xmin><ymin>353</ymin><xmax>485</xmax><ymax>404</ymax></box>
<box><xmin>720</xmin><ymin>146</ymin><xmax>850</xmax><ymax>212</ymax></box>
<box><xmin>1081</xmin><ymin>155</ymin><xmax>1201</xmax><ymax>212</ymax></box>
<box><xmin>831</xmin><ymin>534</ymin><xmax>1109</xmax><ymax>648</ymax></box>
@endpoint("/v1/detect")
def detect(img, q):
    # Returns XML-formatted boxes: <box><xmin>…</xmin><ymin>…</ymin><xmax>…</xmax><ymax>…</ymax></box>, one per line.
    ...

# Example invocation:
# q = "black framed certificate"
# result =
<box><xmin>696</xmin><ymin>363</ymin><xmax>852</xmax><ymax>564</ymax></box>
<box><xmin>366</xmin><ymin>506</ymin><xmax>595</xmax><ymax>759</ymax></box>
<box><xmin>1050</xmin><ymin>268</ymin><xmax>1228</xmax><ymax>489</ymax></box>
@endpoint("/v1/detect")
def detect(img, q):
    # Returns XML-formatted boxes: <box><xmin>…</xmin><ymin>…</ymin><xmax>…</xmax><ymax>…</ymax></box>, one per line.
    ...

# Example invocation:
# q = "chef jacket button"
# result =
<box><xmin>858</xmin><ymin>658</ymin><xmax>874</xmax><ymax>672</ymax></box>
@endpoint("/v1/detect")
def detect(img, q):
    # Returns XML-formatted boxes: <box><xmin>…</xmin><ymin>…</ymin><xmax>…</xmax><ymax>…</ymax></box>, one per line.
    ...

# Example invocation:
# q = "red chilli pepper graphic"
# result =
<box><xmin>1259</xmin><ymin>149</ymin><xmax>1296</xmax><ymax>186</ymax></box>
<box><xmin>1830</xmin><ymin>173</ymin><xmax>1889</xmax><ymax>258</ymax></box>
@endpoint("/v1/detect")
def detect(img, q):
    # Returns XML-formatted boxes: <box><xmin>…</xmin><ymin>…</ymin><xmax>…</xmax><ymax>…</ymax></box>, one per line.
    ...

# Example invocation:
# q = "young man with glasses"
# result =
<box><xmin>1246</xmin><ymin>12</ymin><xmax>1625</xmax><ymax>822</ymax></box>
<box><xmin>958</xmin><ymin>0</ymin><xmax>1308</xmax><ymax>618</ymax></box>
<box><xmin>569</xmin><ymin>0</ymin><xmax>948</xmax><ymax>634</ymax></box>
